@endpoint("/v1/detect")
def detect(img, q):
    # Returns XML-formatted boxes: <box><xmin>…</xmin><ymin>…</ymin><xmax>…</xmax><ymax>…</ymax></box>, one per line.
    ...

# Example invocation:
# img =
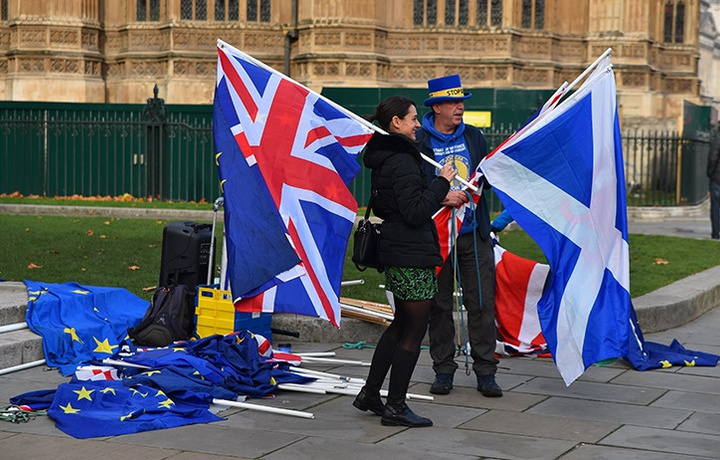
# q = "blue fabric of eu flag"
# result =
<box><xmin>47</xmin><ymin>379</ymin><xmax>221</xmax><ymax>439</ymax></box>
<box><xmin>25</xmin><ymin>280</ymin><xmax>149</xmax><ymax>376</ymax></box>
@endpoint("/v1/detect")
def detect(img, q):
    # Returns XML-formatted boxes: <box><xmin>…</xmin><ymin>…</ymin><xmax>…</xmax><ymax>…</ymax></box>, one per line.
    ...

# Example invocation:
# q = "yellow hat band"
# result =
<box><xmin>428</xmin><ymin>87</ymin><xmax>465</xmax><ymax>98</ymax></box>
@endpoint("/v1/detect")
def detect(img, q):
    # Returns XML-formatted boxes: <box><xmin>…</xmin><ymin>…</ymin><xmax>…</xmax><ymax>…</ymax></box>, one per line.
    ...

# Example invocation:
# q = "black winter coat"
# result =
<box><xmin>363</xmin><ymin>132</ymin><xmax>451</xmax><ymax>268</ymax></box>
<box><xmin>708</xmin><ymin>129</ymin><xmax>720</xmax><ymax>185</ymax></box>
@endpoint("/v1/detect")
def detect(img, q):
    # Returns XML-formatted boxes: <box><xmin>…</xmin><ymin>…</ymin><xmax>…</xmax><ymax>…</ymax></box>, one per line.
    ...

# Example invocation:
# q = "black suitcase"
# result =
<box><xmin>159</xmin><ymin>221</ymin><xmax>215</xmax><ymax>291</ymax></box>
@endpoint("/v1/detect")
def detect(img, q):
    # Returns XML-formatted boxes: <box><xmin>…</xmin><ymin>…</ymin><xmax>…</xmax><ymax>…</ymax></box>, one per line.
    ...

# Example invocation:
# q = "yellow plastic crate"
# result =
<box><xmin>194</xmin><ymin>286</ymin><xmax>271</xmax><ymax>338</ymax></box>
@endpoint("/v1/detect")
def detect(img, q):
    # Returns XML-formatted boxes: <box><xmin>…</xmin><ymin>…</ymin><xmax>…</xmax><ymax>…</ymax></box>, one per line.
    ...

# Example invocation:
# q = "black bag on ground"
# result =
<box><xmin>129</xmin><ymin>285</ymin><xmax>196</xmax><ymax>347</ymax></box>
<box><xmin>352</xmin><ymin>193</ymin><xmax>383</xmax><ymax>272</ymax></box>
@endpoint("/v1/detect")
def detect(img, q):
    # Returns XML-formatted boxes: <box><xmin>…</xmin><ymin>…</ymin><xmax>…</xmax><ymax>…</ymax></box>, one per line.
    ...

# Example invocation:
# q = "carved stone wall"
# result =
<box><xmin>0</xmin><ymin>0</ymin><xmax>707</xmax><ymax>125</ymax></box>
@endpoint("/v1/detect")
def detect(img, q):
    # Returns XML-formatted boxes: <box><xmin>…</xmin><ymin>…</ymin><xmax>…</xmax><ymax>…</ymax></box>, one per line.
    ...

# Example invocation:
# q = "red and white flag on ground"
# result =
<box><xmin>493</xmin><ymin>241</ymin><xmax>550</xmax><ymax>354</ymax></box>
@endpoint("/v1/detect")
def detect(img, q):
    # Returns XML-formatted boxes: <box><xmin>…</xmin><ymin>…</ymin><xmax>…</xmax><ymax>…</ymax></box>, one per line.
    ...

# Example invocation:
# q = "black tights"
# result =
<box><xmin>384</xmin><ymin>298</ymin><xmax>431</xmax><ymax>353</ymax></box>
<box><xmin>363</xmin><ymin>297</ymin><xmax>432</xmax><ymax>394</ymax></box>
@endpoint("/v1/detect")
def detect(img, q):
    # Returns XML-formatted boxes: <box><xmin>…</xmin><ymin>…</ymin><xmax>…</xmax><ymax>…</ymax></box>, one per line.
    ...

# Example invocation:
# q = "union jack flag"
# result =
<box><xmin>214</xmin><ymin>40</ymin><xmax>374</xmax><ymax>327</ymax></box>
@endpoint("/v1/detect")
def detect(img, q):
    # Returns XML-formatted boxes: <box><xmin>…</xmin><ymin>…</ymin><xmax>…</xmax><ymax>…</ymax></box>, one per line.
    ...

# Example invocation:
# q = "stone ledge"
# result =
<box><xmin>0</xmin><ymin>329</ymin><xmax>44</xmax><ymax>369</ymax></box>
<box><xmin>633</xmin><ymin>265</ymin><xmax>720</xmax><ymax>333</ymax></box>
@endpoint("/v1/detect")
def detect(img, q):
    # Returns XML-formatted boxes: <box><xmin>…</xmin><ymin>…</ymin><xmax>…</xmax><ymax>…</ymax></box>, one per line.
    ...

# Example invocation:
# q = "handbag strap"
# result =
<box><xmin>364</xmin><ymin>190</ymin><xmax>376</xmax><ymax>220</ymax></box>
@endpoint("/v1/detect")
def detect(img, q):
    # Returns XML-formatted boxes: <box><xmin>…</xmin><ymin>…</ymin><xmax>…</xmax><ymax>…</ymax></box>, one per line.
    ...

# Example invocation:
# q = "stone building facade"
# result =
<box><xmin>0</xmin><ymin>0</ymin><xmax>706</xmax><ymax>128</ymax></box>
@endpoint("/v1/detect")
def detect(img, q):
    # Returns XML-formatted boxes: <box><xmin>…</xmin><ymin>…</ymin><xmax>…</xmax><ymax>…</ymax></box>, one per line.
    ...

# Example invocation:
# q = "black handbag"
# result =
<box><xmin>352</xmin><ymin>194</ymin><xmax>383</xmax><ymax>272</ymax></box>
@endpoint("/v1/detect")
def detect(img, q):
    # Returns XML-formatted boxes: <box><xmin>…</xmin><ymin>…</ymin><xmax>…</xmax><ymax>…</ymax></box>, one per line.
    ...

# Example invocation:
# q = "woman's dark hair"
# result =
<box><xmin>369</xmin><ymin>96</ymin><xmax>416</xmax><ymax>131</ymax></box>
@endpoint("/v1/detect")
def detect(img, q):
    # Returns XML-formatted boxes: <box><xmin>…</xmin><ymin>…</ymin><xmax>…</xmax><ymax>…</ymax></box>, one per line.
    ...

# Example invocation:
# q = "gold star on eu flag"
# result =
<box><xmin>130</xmin><ymin>388</ymin><xmax>149</xmax><ymax>398</ymax></box>
<box><xmin>92</xmin><ymin>337</ymin><xmax>118</xmax><ymax>354</ymax></box>
<box><xmin>64</xmin><ymin>327</ymin><xmax>84</xmax><ymax>344</ymax></box>
<box><xmin>73</xmin><ymin>386</ymin><xmax>94</xmax><ymax>401</ymax></box>
<box><xmin>120</xmin><ymin>409</ymin><xmax>141</xmax><ymax>422</ymax></box>
<box><xmin>158</xmin><ymin>398</ymin><xmax>175</xmax><ymax>409</ymax></box>
<box><xmin>59</xmin><ymin>402</ymin><xmax>80</xmax><ymax>414</ymax></box>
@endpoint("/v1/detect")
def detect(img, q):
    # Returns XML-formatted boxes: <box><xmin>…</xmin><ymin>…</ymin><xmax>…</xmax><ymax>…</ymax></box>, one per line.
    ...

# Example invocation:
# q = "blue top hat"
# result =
<box><xmin>423</xmin><ymin>74</ymin><xmax>472</xmax><ymax>106</ymax></box>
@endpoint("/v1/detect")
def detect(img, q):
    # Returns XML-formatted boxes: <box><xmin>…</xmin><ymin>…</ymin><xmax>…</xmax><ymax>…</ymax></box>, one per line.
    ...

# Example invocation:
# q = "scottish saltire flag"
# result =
<box><xmin>493</xmin><ymin>242</ymin><xmax>549</xmax><ymax>354</ymax></box>
<box><xmin>24</xmin><ymin>280</ymin><xmax>149</xmax><ymax>376</ymax></box>
<box><xmin>214</xmin><ymin>40</ymin><xmax>373</xmax><ymax>327</ymax></box>
<box><xmin>479</xmin><ymin>56</ymin><xmax>719</xmax><ymax>384</ymax></box>
<box><xmin>481</xmin><ymin>58</ymin><xmax>631</xmax><ymax>384</ymax></box>
<box><xmin>47</xmin><ymin>380</ymin><xmax>221</xmax><ymax>439</ymax></box>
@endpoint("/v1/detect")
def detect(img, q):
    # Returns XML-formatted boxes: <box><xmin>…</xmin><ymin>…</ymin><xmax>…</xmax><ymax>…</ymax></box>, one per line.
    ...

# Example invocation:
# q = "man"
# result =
<box><xmin>708</xmin><ymin>126</ymin><xmax>720</xmax><ymax>240</ymax></box>
<box><xmin>416</xmin><ymin>74</ymin><xmax>502</xmax><ymax>397</ymax></box>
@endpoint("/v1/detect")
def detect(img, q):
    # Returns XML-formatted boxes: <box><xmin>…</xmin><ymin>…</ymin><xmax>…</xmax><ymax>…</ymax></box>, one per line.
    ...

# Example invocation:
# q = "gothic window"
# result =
<box><xmin>477</xmin><ymin>0</ymin><xmax>502</xmax><ymax>27</ymax></box>
<box><xmin>413</xmin><ymin>0</ymin><xmax>437</xmax><ymax>26</ymax></box>
<box><xmin>444</xmin><ymin>0</ymin><xmax>469</xmax><ymax>26</ymax></box>
<box><xmin>1</xmin><ymin>0</ymin><xmax>7</xmax><ymax>21</ymax></box>
<box><xmin>674</xmin><ymin>1</ymin><xmax>685</xmax><ymax>43</ymax></box>
<box><xmin>446</xmin><ymin>0</ymin><xmax>455</xmax><ymax>24</ymax></box>
<box><xmin>459</xmin><ymin>0</ymin><xmax>469</xmax><ymax>25</ymax></box>
<box><xmin>181</xmin><ymin>0</ymin><xmax>207</xmax><ymax>20</ymax></box>
<box><xmin>664</xmin><ymin>0</ymin><xmax>685</xmax><ymax>43</ymax></box>
<box><xmin>535</xmin><ymin>0</ymin><xmax>544</xmax><ymax>28</ymax></box>
<box><xmin>247</xmin><ymin>0</ymin><xmax>271</xmax><ymax>22</ymax></box>
<box><xmin>137</xmin><ymin>0</ymin><xmax>160</xmax><ymax>21</ymax></box>
<box><xmin>215</xmin><ymin>0</ymin><xmax>240</xmax><ymax>21</ymax></box>
<box><xmin>522</xmin><ymin>0</ymin><xmax>544</xmax><ymax>29</ymax></box>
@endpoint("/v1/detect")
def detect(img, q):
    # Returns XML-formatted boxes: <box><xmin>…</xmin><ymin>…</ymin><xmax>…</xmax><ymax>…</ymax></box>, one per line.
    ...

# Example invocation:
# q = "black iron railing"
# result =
<box><xmin>0</xmin><ymin>102</ymin><xmax>710</xmax><ymax>207</ymax></box>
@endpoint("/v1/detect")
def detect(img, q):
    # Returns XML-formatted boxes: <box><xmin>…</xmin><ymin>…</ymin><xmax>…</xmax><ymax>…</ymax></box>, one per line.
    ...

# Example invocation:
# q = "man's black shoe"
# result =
<box><xmin>477</xmin><ymin>374</ymin><xmax>503</xmax><ymax>397</ymax></box>
<box><xmin>429</xmin><ymin>373</ymin><xmax>453</xmax><ymax>395</ymax></box>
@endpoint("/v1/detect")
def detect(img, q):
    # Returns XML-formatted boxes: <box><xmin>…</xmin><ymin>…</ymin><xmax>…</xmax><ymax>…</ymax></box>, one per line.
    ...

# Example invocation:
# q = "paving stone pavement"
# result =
<box><xmin>1</xmin><ymin>206</ymin><xmax>720</xmax><ymax>459</ymax></box>
<box><xmin>1</xmin><ymin>306</ymin><xmax>719</xmax><ymax>460</ymax></box>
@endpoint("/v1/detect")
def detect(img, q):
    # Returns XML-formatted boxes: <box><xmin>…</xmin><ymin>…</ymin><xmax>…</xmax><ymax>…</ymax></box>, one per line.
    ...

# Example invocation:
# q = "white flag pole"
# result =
<box><xmin>492</xmin><ymin>48</ymin><xmax>613</xmax><ymax>151</ymax></box>
<box><xmin>212</xmin><ymin>398</ymin><xmax>314</xmax><ymax>419</ymax></box>
<box><xmin>565</xmin><ymin>48</ymin><xmax>612</xmax><ymax>94</ymax></box>
<box><xmin>217</xmin><ymin>39</ymin><xmax>478</xmax><ymax>192</ymax></box>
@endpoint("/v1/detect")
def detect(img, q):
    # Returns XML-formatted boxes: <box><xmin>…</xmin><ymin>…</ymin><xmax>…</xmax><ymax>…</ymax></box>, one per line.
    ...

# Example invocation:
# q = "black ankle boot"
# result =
<box><xmin>352</xmin><ymin>387</ymin><xmax>384</xmax><ymax>416</ymax></box>
<box><xmin>381</xmin><ymin>400</ymin><xmax>432</xmax><ymax>427</ymax></box>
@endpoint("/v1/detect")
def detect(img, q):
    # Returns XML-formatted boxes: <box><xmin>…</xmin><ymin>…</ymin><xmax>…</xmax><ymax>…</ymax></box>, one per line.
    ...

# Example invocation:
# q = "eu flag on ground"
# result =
<box><xmin>214</xmin><ymin>40</ymin><xmax>374</xmax><ymax>326</ymax></box>
<box><xmin>47</xmin><ymin>380</ymin><xmax>221</xmax><ymax>439</ymax></box>
<box><xmin>24</xmin><ymin>280</ymin><xmax>149</xmax><ymax>376</ymax></box>
<box><xmin>120</xmin><ymin>331</ymin><xmax>314</xmax><ymax>399</ymax></box>
<box><xmin>480</xmin><ymin>54</ymin><xmax>718</xmax><ymax>384</ymax></box>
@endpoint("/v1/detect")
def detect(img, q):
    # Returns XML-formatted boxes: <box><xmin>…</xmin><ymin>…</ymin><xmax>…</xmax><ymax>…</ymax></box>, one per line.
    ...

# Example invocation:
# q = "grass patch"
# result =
<box><xmin>0</xmin><ymin>195</ymin><xmax>211</xmax><ymax>210</ymax></box>
<box><xmin>2</xmin><ymin>214</ymin><xmax>719</xmax><ymax>303</ymax></box>
<box><xmin>0</xmin><ymin>215</ymin><xmax>172</xmax><ymax>300</ymax></box>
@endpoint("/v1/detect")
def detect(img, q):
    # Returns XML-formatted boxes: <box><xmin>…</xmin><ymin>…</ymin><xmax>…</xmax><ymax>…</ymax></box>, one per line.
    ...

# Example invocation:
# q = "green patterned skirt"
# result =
<box><xmin>384</xmin><ymin>266</ymin><xmax>438</xmax><ymax>301</ymax></box>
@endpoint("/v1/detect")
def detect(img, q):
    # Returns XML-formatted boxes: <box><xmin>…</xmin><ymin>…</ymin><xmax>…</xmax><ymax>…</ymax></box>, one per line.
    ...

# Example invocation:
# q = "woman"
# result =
<box><xmin>352</xmin><ymin>96</ymin><xmax>456</xmax><ymax>427</ymax></box>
